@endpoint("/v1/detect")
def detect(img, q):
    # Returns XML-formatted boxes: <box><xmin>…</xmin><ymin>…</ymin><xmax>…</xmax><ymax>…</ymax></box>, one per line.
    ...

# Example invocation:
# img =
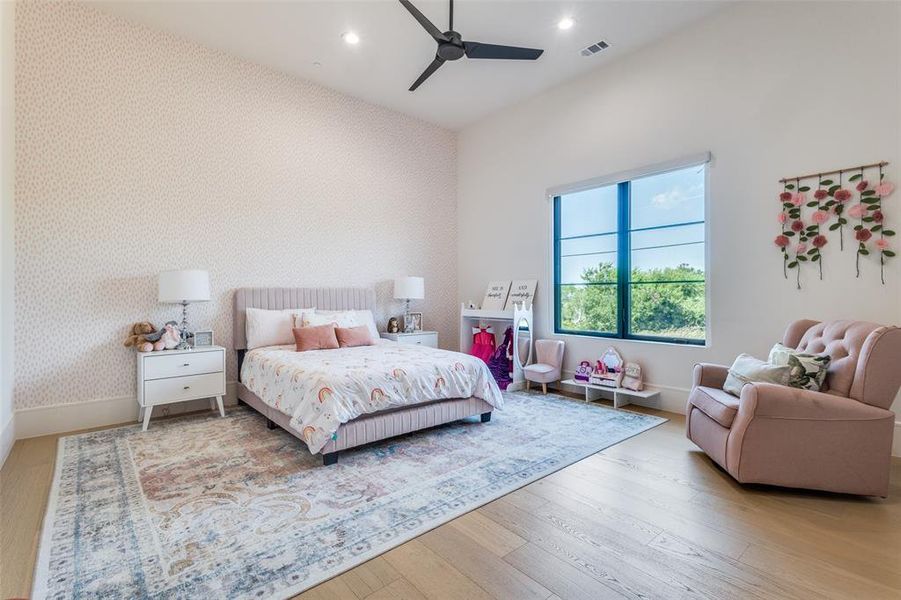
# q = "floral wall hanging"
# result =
<box><xmin>776</xmin><ymin>161</ymin><xmax>894</xmax><ymax>289</ymax></box>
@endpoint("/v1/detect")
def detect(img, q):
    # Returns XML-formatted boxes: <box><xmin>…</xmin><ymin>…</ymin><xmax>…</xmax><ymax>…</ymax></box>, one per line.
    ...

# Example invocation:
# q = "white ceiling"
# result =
<box><xmin>92</xmin><ymin>1</ymin><xmax>725</xmax><ymax>130</ymax></box>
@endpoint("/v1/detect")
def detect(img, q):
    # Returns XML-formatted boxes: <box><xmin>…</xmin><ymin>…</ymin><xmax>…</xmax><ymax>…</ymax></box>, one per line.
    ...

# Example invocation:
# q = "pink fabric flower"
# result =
<box><xmin>855</xmin><ymin>180</ymin><xmax>869</xmax><ymax>192</ymax></box>
<box><xmin>791</xmin><ymin>193</ymin><xmax>805</xmax><ymax>206</ymax></box>
<box><xmin>856</xmin><ymin>228</ymin><xmax>872</xmax><ymax>242</ymax></box>
<box><xmin>774</xmin><ymin>235</ymin><xmax>790</xmax><ymax>248</ymax></box>
<box><xmin>876</xmin><ymin>182</ymin><xmax>894</xmax><ymax>196</ymax></box>
<box><xmin>778</xmin><ymin>212</ymin><xmax>787</xmax><ymax>224</ymax></box>
<box><xmin>812</xmin><ymin>235</ymin><xmax>828</xmax><ymax>248</ymax></box>
<box><xmin>779</xmin><ymin>191</ymin><xmax>793</xmax><ymax>202</ymax></box>
<box><xmin>813</xmin><ymin>189</ymin><xmax>828</xmax><ymax>200</ymax></box>
<box><xmin>847</xmin><ymin>204</ymin><xmax>866</xmax><ymax>219</ymax></box>
<box><xmin>872</xmin><ymin>210</ymin><xmax>884</xmax><ymax>223</ymax></box>
<box><xmin>875</xmin><ymin>238</ymin><xmax>890</xmax><ymax>251</ymax></box>
<box><xmin>795</xmin><ymin>243</ymin><xmax>807</xmax><ymax>254</ymax></box>
<box><xmin>811</xmin><ymin>210</ymin><xmax>830</xmax><ymax>225</ymax></box>
<box><xmin>791</xmin><ymin>220</ymin><xmax>804</xmax><ymax>232</ymax></box>
<box><xmin>834</xmin><ymin>189</ymin><xmax>852</xmax><ymax>203</ymax></box>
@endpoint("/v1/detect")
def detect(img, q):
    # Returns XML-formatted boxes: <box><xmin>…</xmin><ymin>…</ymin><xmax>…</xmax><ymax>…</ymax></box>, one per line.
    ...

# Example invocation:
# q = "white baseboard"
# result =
<box><xmin>557</xmin><ymin>369</ymin><xmax>689</xmax><ymax>415</ymax></box>
<box><xmin>0</xmin><ymin>413</ymin><xmax>15</xmax><ymax>468</ymax></box>
<box><xmin>15</xmin><ymin>382</ymin><xmax>239</xmax><ymax>440</ymax></box>
<box><xmin>12</xmin><ymin>383</ymin><xmax>901</xmax><ymax>458</ymax></box>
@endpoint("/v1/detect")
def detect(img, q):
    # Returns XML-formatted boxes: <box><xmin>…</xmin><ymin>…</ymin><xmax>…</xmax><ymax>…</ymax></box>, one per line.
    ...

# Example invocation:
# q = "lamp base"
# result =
<box><xmin>177</xmin><ymin>300</ymin><xmax>192</xmax><ymax>350</ymax></box>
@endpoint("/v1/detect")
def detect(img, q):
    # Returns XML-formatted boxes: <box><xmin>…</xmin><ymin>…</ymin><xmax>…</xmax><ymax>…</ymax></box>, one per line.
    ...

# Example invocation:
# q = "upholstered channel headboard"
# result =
<box><xmin>233</xmin><ymin>287</ymin><xmax>376</xmax><ymax>350</ymax></box>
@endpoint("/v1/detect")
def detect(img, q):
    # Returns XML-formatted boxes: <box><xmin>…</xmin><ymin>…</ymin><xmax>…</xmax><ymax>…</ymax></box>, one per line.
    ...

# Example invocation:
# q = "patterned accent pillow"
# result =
<box><xmin>768</xmin><ymin>343</ymin><xmax>831</xmax><ymax>392</ymax></box>
<box><xmin>723</xmin><ymin>354</ymin><xmax>791</xmax><ymax>397</ymax></box>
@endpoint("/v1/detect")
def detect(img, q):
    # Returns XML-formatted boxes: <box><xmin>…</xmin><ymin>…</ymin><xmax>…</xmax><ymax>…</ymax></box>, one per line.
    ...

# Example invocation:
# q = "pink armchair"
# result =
<box><xmin>686</xmin><ymin>319</ymin><xmax>901</xmax><ymax>497</ymax></box>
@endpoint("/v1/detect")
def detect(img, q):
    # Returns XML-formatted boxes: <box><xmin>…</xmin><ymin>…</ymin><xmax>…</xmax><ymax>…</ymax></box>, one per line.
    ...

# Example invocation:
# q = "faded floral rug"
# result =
<box><xmin>33</xmin><ymin>391</ymin><xmax>665</xmax><ymax>599</ymax></box>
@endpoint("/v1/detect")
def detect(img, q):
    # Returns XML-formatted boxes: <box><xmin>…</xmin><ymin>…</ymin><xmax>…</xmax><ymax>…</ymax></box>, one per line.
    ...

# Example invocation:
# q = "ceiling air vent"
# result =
<box><xmin>580</xmin><ymin>40</ymin><xmax>610</xmax><ymax>57</ymax></box>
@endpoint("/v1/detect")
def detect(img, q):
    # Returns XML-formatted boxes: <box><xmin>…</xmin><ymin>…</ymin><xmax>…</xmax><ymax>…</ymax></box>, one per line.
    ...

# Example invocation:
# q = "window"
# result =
<box><xmin>553</xmin><ymin>161</ymin><xmax>707</xmax><ymax>344</ymax></box>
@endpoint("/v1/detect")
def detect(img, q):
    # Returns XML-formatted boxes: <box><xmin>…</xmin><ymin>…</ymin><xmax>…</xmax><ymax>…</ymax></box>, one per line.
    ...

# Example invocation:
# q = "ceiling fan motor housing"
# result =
<box><xmin>437</xmin><ymin>31</ymin><xmax>465</xmax><ymax>61</ymax></box>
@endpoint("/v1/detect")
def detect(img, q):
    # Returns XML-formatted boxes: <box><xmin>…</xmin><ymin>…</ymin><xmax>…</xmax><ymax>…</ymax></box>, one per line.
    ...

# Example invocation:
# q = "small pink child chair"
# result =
<box><xmin>524</xmin><ymin>340</ymin><xmax>565</xmax><ymax>393</ymax></box>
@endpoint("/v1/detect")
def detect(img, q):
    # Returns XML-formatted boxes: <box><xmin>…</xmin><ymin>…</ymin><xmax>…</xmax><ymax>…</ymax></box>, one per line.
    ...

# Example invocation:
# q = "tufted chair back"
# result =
<box><xmin>782</xmin><ymin>319</ymin><xmax>901</xmax><ymax>410</ymax></box>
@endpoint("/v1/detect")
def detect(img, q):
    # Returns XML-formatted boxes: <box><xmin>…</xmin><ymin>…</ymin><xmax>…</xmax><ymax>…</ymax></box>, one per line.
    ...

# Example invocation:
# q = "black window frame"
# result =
<box><xmin>553</xmin><ymin>169</ymin><xmax>707</xmax><ymax>346</ymax></box>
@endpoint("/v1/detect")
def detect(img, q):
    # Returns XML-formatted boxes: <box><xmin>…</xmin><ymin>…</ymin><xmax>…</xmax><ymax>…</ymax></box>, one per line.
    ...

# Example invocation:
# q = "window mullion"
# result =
<box><xmin>617</xmin><ymin>182</ymin><xmax>630</xmax><ymax>339</ymax></box>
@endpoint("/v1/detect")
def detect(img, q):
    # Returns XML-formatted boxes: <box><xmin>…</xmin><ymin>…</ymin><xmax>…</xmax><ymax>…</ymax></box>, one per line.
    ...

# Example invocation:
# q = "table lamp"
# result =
<box><xmin>394</xmin><ymin>276</ymin><xmax>424</xmax><ymax>333</ymax></box>
<box><xmin>158</xmin><ymin>269</ymin><xmax>211</xmax><ymax>350</ymax></box>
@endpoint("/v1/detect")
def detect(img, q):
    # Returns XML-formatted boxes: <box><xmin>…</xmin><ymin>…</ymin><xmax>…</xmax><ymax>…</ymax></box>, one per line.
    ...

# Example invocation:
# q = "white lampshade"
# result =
<box><xmin>394</xmin><ymin>276</ymin><xmax>424</xmax><ymax>300</ymax></box>
<box><xmin>158</xmin><ymin>270</ymin><xmax>211</xmax><ymax>303</ymax></box>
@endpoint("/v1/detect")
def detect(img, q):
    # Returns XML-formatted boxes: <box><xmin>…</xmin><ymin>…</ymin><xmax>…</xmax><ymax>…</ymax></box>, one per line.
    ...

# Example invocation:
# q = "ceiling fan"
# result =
<box><xmin>399</xmin><ymin>0</ymin><xmax>544</xmax><ymax>91</ymax></box>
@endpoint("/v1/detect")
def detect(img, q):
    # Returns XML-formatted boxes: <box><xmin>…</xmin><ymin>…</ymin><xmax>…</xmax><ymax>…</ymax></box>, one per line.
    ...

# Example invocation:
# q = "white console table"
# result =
<box><xmin>561</xmin><ymin>378</ymin><xmax>660</xmax><ymax>409</ymax></box>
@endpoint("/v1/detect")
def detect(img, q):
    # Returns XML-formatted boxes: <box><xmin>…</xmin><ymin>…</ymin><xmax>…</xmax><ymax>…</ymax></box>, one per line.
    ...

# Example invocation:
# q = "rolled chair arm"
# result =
<box><xmin>737</xmin><ymin>382</ymin><xmax>895</xmax><ymax>421</ymax></box>
<box><xmin>692</xmin><ymin>363</ymin><xmax>729</xmax><ymax>390</ymax></box>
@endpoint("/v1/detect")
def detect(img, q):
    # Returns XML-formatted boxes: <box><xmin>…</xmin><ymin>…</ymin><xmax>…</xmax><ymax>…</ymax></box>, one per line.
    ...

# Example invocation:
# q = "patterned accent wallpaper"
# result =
<box><xmin>14</xmin><ymin>3</ymin><xmax>457</xmax><ymax>409</ymax></box>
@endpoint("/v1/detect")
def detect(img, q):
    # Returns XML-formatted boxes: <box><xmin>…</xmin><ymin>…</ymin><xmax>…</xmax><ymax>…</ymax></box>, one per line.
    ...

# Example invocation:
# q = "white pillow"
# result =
<box><xmin>297</xmin><ymin>310</ymin><xmax>359</xmax><ymax>330</ymax></box>
<box><xmin>346</xmin><ymin>309</ymin><xmax>380</xmax><ymax>341</ymax></box>
<box><xmin>245</xmin><ymin>307</ymin><xmax>314</xmax><ymax>350</ymax></box>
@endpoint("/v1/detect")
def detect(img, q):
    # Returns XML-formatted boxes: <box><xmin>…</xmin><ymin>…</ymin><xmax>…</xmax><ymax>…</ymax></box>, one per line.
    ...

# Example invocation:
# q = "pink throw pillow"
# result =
<box><xmin>293</xmin><ymin>325</ymin><xmax>339</xmax><ymax>352</ymax></box>
<box><xmin>335</xmin><ymin>325</ymin><xmax>373</xmax><ymax>348</ymax></box>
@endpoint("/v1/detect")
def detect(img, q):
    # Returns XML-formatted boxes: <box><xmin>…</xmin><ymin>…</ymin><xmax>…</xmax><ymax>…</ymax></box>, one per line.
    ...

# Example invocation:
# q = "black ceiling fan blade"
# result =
<box><xmin>399</xmin><ymin>0</ymin><xmax>449</xmax><ymax>43</ymax></box>
<box><xmin>409</xmin><ymin>56</ymin><xmax>446</xmax><ymax>91</ymax></box>
<box><xmin>463</xmin><ymin>41</ymin><xmax>544</xmax><ymax>60</ymax></box>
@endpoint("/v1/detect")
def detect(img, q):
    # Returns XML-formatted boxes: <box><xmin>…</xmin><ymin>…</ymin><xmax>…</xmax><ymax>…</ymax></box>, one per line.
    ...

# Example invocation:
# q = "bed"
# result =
<box><xmin>234</xmin><ymin>287</ymin><xmax>503</xmax><ymax>465</ymax></box>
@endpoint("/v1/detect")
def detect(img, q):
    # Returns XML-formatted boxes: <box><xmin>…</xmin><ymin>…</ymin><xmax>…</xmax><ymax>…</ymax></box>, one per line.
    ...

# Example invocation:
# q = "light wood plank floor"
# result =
<box><xmin>2</xmin><ymin>402</ymin><xmax>900</xmax><ymax>599</ymax></box>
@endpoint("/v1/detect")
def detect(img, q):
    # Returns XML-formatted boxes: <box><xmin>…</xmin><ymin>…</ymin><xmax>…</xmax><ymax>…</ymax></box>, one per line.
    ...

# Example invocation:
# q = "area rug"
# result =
<box><xmin>32</xmin><ymin>391</ymin><xmax>665</xmax><ymax>599</ymax></box>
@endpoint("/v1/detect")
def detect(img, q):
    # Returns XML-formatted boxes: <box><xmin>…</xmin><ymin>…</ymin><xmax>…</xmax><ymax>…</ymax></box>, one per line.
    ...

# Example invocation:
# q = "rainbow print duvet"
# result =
<box><xmin>240</xmin><ymin>340</ymin><xmax>504</xmax><ymax>453</ymax></box>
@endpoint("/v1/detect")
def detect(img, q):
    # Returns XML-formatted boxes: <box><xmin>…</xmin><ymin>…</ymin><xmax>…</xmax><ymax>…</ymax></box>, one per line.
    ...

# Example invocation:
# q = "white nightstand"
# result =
<box><xmin>380</xmin><ymin>331</ymin><xmax>438</xmax><ymax>348</ymax></box>
<box><xmin>137</xmin><ymin>345</ymin><xmax>226</xmax><ymax>431</ymax></box>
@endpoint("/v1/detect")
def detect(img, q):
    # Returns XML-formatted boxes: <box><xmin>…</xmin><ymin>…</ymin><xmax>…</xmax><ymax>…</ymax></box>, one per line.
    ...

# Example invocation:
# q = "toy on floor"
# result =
<box><xmin>487</xmin><ymin>326</ymin><xmax>514</xmax><ymax>389</ymax></box>
<box><xmin>470</xmin><ymin>326</ymin><xmax>496</xmax><ymax>363</ymax></box>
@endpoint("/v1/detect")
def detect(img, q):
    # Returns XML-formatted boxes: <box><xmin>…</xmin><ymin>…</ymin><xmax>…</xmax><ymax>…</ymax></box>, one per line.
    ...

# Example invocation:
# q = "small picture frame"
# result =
<box><xmin>409</xmin><ymin>312</ymin><xmax>423</xmax><ymax>331</ymax></box>
<box><xmin>192</xmin><ymin>330</ymin><xmax>214</xmax><ymax>347</ymax></box>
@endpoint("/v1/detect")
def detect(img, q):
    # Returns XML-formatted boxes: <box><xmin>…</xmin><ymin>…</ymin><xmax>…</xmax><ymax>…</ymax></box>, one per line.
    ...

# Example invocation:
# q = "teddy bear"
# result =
<box><xmin>124</xmin><ymin>322</ymin><xmax>157</xmax><ymax>352</ymax></box>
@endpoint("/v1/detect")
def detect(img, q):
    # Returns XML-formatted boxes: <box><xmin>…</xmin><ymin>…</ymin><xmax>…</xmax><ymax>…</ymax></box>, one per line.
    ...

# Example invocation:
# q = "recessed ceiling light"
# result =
<box><xmin>557</xmin><ymin>17</ymin><xmax>574</xmax><ymax>31</ymax></box>
<box><xmin>342</xmin><ymin>31</ymin><xmax>360</xmax><ymax>45</ymax></box>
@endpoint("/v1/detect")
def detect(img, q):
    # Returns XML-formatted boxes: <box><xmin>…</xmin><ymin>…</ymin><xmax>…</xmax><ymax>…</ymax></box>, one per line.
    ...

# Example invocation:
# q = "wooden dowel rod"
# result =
<box><xmin>779</xmin><ymin>161</ymin><xmax>889</xmax><ymax>183</ymax></box>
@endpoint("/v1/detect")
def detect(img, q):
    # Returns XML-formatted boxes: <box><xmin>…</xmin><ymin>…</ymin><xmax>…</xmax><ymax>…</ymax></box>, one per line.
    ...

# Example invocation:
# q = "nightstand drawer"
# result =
<box><xmin>143</xmin><ymin>350</ymin><xmax>223</xmax><ymax>380</ymax></box>
<box><xmin>144</xmin><ymin>372</ymin><xmax>225</xmax><ymax>406</ymax></box>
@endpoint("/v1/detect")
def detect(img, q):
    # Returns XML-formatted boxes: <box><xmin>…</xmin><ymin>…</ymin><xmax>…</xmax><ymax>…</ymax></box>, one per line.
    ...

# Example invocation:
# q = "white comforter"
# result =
<box><xmin>240</xmin><ymin>341</ymin><xmax>504</xmax><ymax>453</ymax></box>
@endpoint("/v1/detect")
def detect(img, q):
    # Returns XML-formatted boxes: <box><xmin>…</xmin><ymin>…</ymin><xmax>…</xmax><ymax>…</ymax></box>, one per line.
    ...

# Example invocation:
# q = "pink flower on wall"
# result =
<box><xmin>847</xmin><ymin>204</ymin><xmax>866</xmax><ymax>219</ymax></box>
<box><xmin>876</xmin><ymin>182</ymin><xmax>894</xmax><ymax>196</ymax></box>
<box><xmin>776</xmin><ymin>168</ymin><xmax>893</xmax><ymax>288</ymax></box>
<box><xmin>834</xmin><ymin>189</ymin><xmax>852</xmax><ymax>203</ymax></box>
<box><xmin>811</xmin><ymin>210</ymin><xmax>830</xmax><ymax>224</ymax></box>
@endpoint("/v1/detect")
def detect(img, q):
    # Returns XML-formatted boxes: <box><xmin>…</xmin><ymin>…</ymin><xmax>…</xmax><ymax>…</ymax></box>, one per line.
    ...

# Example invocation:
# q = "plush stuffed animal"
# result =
<box><xmin>124</xmin><ymin>322</ymin><xmax>157</xmax><ymax>349</ymax></box>
<box><xmin>158</xmin><ymin>322</ymin><xmax>182</xmax><ymax>350</ymax></box>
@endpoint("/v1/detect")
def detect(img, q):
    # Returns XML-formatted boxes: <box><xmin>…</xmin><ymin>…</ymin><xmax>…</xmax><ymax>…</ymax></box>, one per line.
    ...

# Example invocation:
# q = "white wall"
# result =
<box><xmin>457</xmin><ymin>1</ymin><xmax>901</xmax><ymax>435</ymax></box>
<box><xmin>1</xmin><ymin>0</ymin><xmax>16</xmax><ymax>465</ymax></box>
<box><xmin>13</xmin><ymin>3</ymin><xmax>457</xmax><ymax>432</ymax></box>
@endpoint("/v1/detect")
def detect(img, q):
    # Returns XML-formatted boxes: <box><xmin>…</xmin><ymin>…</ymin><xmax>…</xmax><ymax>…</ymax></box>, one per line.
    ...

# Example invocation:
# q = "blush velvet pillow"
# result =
<box><xmin>293</xmin><ymin>325</ymin><xmax>339</xmax><ymax>352</ymax></box>
<box><xmin>335</xmin><ymin>325</ymin><xmax>373</xmax><ymax>348</ymax></box>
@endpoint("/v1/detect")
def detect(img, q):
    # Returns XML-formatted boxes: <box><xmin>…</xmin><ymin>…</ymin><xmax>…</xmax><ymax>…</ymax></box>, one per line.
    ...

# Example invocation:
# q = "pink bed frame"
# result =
<box><xmin>233</xmin><ymin>287</ymin><xmax>493</xmax><ymax>465</ymax></box>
